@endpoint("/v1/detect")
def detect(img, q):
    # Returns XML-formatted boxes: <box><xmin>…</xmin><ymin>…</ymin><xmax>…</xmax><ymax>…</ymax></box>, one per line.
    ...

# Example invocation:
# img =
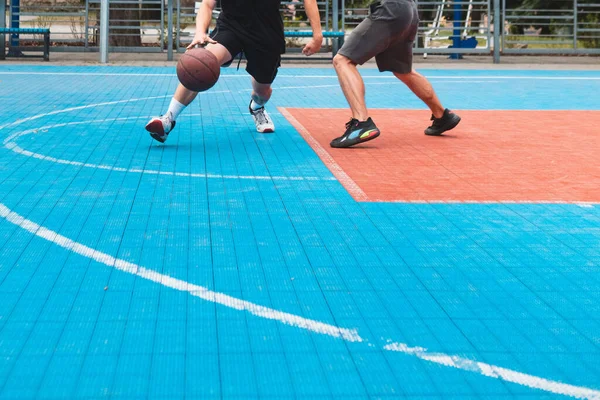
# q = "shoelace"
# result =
<box><xmin>345</xmin><ymin>118</ymin><xmax>358</xmax><ymax>131</ymax></box>
<box><xmin>254</xmin><ymin>108</ymin><xmax>270</xmax><ymax>125</ymax></box>
<box><xmin>430</xmin><ymin>114</ymin><xmax>444</xmax><ymax>127</ymax></box>
<box><xmin>163</xmin><ymin>112</ymin><xmax>174</xmax><ymax>125</ymax></box>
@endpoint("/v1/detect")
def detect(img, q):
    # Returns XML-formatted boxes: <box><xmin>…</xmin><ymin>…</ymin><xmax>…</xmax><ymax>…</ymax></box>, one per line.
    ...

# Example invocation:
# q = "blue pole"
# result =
<box><xmin>10</xmin><ymin>0</ymin><xmax>19</xmax><ymax>47</ymax></box>
<box><xmin>8</xmin><ymin>0</ymin><xmax>23</xmax><ymax>56</ymax></box>
<box><xmin>0</xmin><ymin>0</ymin><xmax>5</xmax><ymax>59</ymax></box>
<box><xmin>450</xmin><ymin>0</ymin><xmax>463</xmax><ymax>59</ymax></box>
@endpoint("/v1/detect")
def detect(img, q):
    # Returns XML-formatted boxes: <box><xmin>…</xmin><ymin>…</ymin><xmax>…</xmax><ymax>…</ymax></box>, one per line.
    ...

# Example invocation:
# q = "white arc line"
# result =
<box><xmin>0</xmin><ymin>203</ymin><xmax>361</xmax><ymax>342</ymax></box>
<box><xmin>0</xmin><ymin>92</ymin><xmax>230</xmax><ymax>131</ymax></box>
<box><xmin>0</xmin><ymin>95</ymin><xmax>169</xmax><ymax>131</ymax></box>
<box><xmin>236</xmin><ymin>80</ymin><xmax>501</xmax><ymax>93</ymax></box>
<box><xmin>5</xmin><ymin>141</ymin><xmax>334</xmax><ymax>181</ymax></box>
<box><xmin>1</xmin><ymin>202</ymin><xmax>600</xmax><ymax>399</ymax></box>
<box><xmin>1</xmin><ymin>113</ymin><xmax>336</xmax><ymax>183</ymax></box>
<box><xmin>386</xmin><ymin>343</ymin><xmax>600</xmax><ymax>400</ymax></box>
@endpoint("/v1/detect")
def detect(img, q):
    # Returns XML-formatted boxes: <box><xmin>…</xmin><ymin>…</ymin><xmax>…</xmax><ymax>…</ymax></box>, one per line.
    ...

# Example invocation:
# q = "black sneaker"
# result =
<box><xmin>424</xmin><ymin>109</ymin><xmax>461</xmax><ymax>136</ymax></box>
<box><xmin>330</xmin><ymin>117</ymin><xmax>380</xmax><ymax>148</ymax></box>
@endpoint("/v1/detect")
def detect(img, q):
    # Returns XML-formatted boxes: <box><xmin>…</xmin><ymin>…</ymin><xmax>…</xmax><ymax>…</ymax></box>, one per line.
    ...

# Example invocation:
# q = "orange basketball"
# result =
<box><xmin>176</xmin><ymin>47</ymin><xmax>220</xmax><ymax>92</ymax></box>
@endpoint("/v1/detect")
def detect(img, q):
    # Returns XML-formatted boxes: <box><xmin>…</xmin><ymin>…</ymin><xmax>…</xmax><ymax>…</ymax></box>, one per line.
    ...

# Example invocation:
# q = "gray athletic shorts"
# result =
<box><xmin>338</xmin><ymin>0</ymin><xmax>419</xmax><ymax>74</ymax></box>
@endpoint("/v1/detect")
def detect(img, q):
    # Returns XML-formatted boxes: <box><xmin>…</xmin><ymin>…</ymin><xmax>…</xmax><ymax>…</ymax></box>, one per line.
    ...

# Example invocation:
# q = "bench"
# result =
<box><xmin>0</xmin><ymin>28</ymin><xmax>51</xmax><ymax>61</ymax></box>
<box><xmin>284</xmin><ymin>30</ymin><xmax>345</xmax><ymax>56</ymax></box>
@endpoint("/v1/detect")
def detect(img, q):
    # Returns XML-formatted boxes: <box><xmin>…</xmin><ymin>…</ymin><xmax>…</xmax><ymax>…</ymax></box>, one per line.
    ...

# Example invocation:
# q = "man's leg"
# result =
<box><xmin>145</xmin><ymin>43</ymin><xmax>233</xmax><ymax>143</ymax></box>
<box><xmin>328</xmin><ymin>18</ymin><xmax>384</xmax><ymax>148</ymax></box>
<box><xmin>329</xmin><ymin>52</ymin><xmax>380</xmax><ymax>148</ymax></box>
<box><xmin>244</xmin><ymin>48</ymin><xmax>280</xmax><ymax>133</ymax></box>
<box><xmin>374</xmin><ymin>0</ymin><xmax>460</xmax><ymax>137</ymax></box>
<box><xmin>394</xmin><ymin>69</ymin><xmax>444</xmax><ymax>118</ymax></box>
<box><xmin>332</xmin><ymin>53</ymin><xmax>368</xmax><ymax>122</ymax></box>
<box><xmin>250</xmin><ymin>78</ymin><xmax>272</xmax><ymax>109</ymax></box>
<box><xmin>248</xmin><ymin>78</ymin><xmax>275</xmax><ymax>133</ymax></box>
<box><xmin>394</xmin><ymin>69</ymin><xmax>461</xmax><ymax>136</ymax></box>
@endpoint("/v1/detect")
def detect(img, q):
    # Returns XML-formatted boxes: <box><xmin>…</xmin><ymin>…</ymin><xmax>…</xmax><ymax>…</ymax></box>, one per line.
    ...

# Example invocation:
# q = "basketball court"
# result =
<box><xmin>1</xmin><ymin>65</ymin><xmax>600</xmax><ymax>399</ymax></box>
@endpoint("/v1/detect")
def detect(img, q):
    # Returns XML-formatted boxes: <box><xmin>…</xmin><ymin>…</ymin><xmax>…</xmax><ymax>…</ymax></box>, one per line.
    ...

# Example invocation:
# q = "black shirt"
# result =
<box><xmin>219</xmin><ymin>0</ymin><xmax>285</xmax><ymax>54</ymax></box>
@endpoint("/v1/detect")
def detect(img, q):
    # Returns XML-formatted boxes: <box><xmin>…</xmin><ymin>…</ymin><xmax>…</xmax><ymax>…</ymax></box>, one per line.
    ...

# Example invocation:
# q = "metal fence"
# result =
<box><xmin>4</xmin><ymin>1</ymin><xmax>88</xmax><ymax>52</ymax></box>
<box><xmin>174</xmin><ymin>1</ymin><xmax>333</xmax><ymax>54</ymax></box>
<box><xmin>502</xmin><ymin>0</ymin><xmax>600</xmax><ymax>54</ymax></box>
<box><xmin>3</xmin><ymin>0</ymin><xmax>166</xmax><ymax>52</ymax></box>
<box><xmin>413</xmin><ymin>0</ymin><xmax>493</xmax><ymax>56</ymax></box>
<box><xmin>2</xmin><ymin>0</ymin><xmax>600</xmax><ymax>61</ymax></box>
<box><xmin>89</xmin><ymin>0</ymin><xmax>166</xmax><ymax>52</ymax></box>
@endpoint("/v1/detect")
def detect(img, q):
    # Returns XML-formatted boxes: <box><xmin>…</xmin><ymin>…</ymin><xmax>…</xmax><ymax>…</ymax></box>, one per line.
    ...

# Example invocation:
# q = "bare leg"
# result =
<box><xmin>146</xmin><ymin>43</ymin><xmax>235</xmax><ymax>141</ymax></box>
<box><xmin>394</xmin><ymin>69</ymin><xmax>445</xmax><ymax>118</ymax></box>
<box><xmin>333</xmin><ymin>53</ymin><xmax>369</xmax><ymax>121</ymax></box>
<box><xmin>173</xmin><ymin>43</ymin><xmax>233</xmax><ymax>106</ymax></box>
<box><xmin>249</xmin><ymin>78</ymin><xmax>275</xmax><ymax>133</ymax></box>
<box><xmin>250</xmin><ymin>78</ymin><xmax>273</xmax><ymax>107</ymax></box>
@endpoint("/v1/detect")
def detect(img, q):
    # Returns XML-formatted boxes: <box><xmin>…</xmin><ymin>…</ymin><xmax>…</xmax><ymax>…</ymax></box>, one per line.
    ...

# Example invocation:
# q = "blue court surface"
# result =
<box><xmin>1</xmin><ymin>65</ymin><xmax>600</xmax><ymax>399</ymax></box>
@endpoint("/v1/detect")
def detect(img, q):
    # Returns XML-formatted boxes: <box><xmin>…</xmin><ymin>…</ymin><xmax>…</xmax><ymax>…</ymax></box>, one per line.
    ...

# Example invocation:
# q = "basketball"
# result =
<box><xmin>176</xmin><ymin>48</ymin><xmax>220</xmax><ymax>92</ymax></box>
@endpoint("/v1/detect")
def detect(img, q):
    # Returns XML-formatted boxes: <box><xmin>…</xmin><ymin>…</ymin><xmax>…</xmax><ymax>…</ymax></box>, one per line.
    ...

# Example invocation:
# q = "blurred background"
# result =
<box><xmin>2</xmin><ymin>0</ymin><xmax>599</xmax><ymax>62</ymax></box>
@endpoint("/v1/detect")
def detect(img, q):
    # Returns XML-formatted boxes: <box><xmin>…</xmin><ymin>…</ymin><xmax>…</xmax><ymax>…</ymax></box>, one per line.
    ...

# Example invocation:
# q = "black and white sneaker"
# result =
<box><xmin>249</xmin><ymin>102</ymin><xmax>275</xmax><ymax>133</ymax></box>
<box><xmin>330</xmin><ymin>117</ymin><xmax>380</xmax><ymax>148</ymax></box>
<box><xmin>145</xmin><ymin>112</ymin><xmax>176</xmax><ymax>143</ymax></box>
<box><xmin>424</xmin><ymin>109</ymin><xmax>461</xmax><ymax>136</ymax></box>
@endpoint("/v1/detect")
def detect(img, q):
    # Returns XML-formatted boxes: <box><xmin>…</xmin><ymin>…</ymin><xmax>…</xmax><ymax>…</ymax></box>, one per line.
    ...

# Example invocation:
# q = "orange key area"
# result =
<box><xmin>282</xmin><ymin>108</ymin><xmax>600</xmax><ymax>203</ymax></box>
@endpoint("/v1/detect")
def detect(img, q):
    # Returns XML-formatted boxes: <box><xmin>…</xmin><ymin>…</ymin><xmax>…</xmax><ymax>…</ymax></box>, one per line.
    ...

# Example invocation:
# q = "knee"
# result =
<box><xmin>253</xmin><ymin>85</ymin><xmax>272</xmax><ymax>100</ymax></box>
<box><xmin>205</xmin><ymin>43</ymin><xmax>232</xmax><ymax>66</ymax></box>
<box><xmin>395</xmin><ymin>69</ymin><xmax>415</xmax><ymax>84</ymax></box>
<box><xmin>333</xmin><ymin>54</ymin><xmax>352</xmax><ymax>70</ymax></box>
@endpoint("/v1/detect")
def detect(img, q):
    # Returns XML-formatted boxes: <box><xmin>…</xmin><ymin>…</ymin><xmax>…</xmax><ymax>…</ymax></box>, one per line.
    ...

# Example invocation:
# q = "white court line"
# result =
<box><xmin>374</xmin><ymin>199</ymin><xmax>600</xmax><ymax>206</ymax></box>
<box><xmin>577</xmin><ymin>203</ymin><xmax>595</xmax><ymax>208</ymax></box>
<box><xmin>385</xmin><ymin>343</ymin><xmax>600</xmax><ymax>400</ymax></box>
<box><xmin>282</xmin><ymin>107</ymin><xmax>600</xmax><ymax>112</ymax></box>
<box><xmin>1</xmin><ymin>71</ymin><xmax>599</xmax><ymax>80</ymax></box>
<box><xmin>0</xmin><ymin>72</ymin><xmax>225</xmax><ymax>77</ymax></box>
<box><xmin>0</xmin><ymin>203</ymin><xmax>360</xmax><ymax>342</ymax></box>
<box><xmin>0</xmin><ymin>92</ymin><xmax>230</xmax><ymax>131</ymax></box>
<box><xmin>2</xmin><ymin>117</ymin><xmax>336</xmax><ymax>182</ymax></box>
<box><xmin>278</xmin><ymin>107</ymin><xmax>369</xmax><ymax>201</ymax></box>
<box><xmin>0</xmin><ymin>95</ymin><xmax>170</xmax><ymax>131</ymax></box>
<box><xmin>409</xmin><ymin>79</ymin><xmax>502</xmax><ymax>83</ymax></box>
<box><xmin>238</xmin><ymin>80</ymin><xmax>500</xmax><ymax>92</ymax></box>
<box><xmin>1</xmin><ymin>95</ymin><xmax>595</xmax><ymax>193</ymax></box>
<box><xmin>1</xmin><ymin>202</ymin><xmax>599</xmax><ymax>400</ymax></box>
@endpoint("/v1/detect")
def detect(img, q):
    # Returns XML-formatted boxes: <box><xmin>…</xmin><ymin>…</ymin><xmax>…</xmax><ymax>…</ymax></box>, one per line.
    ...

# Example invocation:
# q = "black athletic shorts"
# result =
<box><xmin>209</xmin><ymin>17</ymin><xmax>281</xmax><ymax>84</ymax></box>
<box><xmin>338</xmin><ymin>0</ymin><xmax>419</xmax><ymax>74</ymax></box>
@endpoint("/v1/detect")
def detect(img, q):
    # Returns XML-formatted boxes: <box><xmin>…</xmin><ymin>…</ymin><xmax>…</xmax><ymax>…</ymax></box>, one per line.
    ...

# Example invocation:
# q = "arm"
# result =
<box><xmin>302</xmin><ymin>0</ymin><xmax>323</xmax><ymax>56</ymax></box>
<box><xmin>187</xmin><ymin>0</ymin><xmax>218</xmax><ymax>50</ymax></box>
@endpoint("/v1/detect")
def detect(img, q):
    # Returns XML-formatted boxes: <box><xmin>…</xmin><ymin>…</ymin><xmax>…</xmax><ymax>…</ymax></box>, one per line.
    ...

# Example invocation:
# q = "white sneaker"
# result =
<box><xmin>145</xmin><ymin>112</ymin><xmax>176</xmax><ymax>143</ymax></box>
<box><xmin>249</xmin><ymin>102</ymin><xmax>275</xmax><ymax>133</ymax></box>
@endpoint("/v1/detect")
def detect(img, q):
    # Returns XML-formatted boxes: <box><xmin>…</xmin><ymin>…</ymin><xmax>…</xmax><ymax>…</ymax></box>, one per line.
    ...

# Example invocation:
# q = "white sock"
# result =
<box><xmin>250</xmin><ymin>99</ymin><xmax>264</xmax><ymax>111</ymax></box>
<box><xmin>166</xmin><ymin>98</ymin><xmax>185</xmax><ymax>121</ymax></box>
